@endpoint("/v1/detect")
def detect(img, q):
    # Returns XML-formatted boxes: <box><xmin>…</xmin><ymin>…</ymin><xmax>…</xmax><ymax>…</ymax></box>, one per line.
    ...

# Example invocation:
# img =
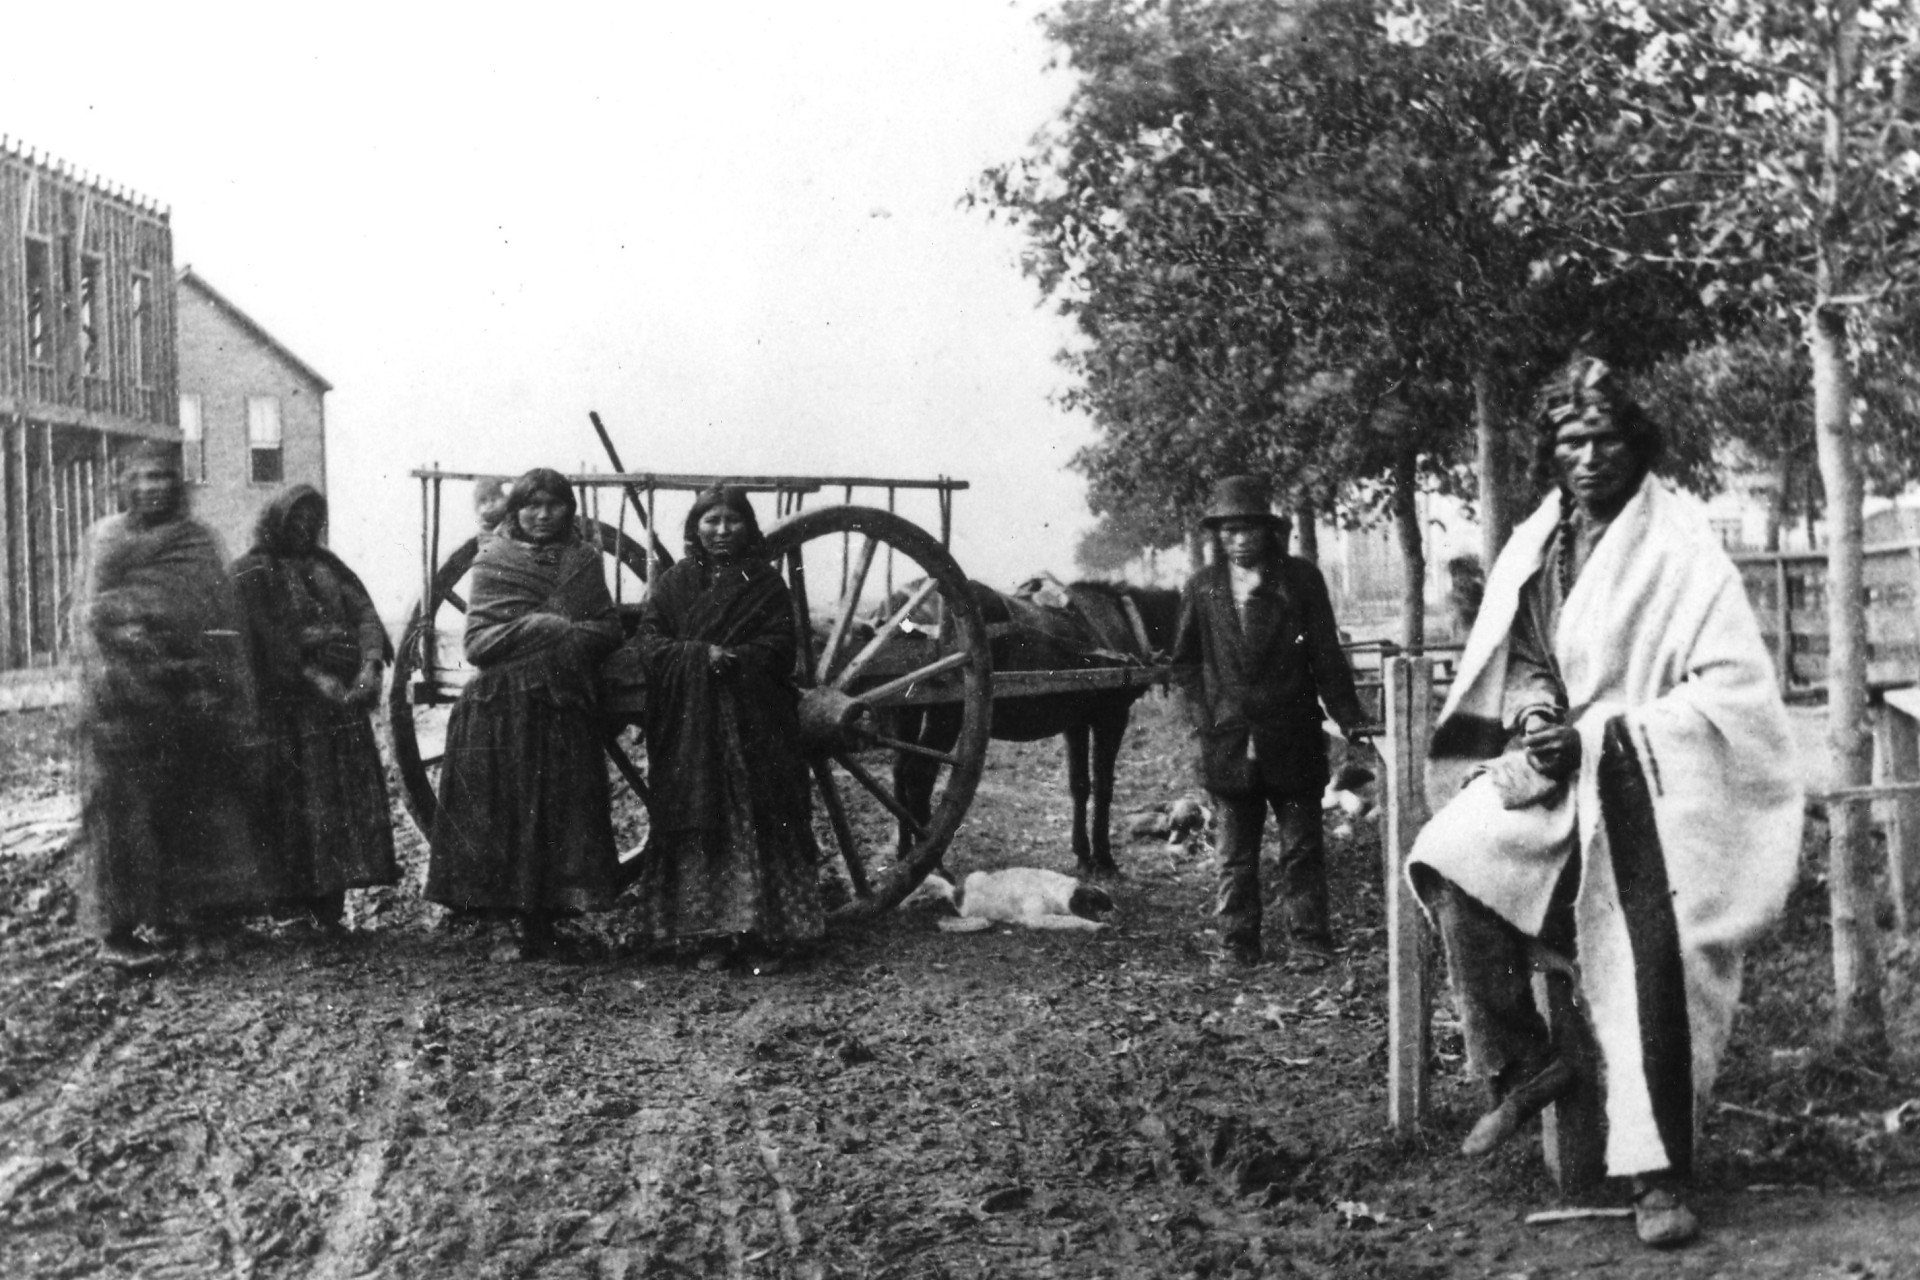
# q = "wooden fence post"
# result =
<box><xmin>1382</xmin><ymin>655</ymin><xmax>1433</xmax><ymax>1132</ymax></box>
<box><xmin>1876</xmin><ymin>688</ymin><xmax>1920</xmax><ymax>931</ymax></box>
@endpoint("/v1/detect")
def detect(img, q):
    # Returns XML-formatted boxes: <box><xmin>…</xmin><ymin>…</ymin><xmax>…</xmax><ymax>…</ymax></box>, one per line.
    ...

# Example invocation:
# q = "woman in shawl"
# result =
<box><xmin>426</xmin><ymin>468</ymin><xmax>623</xmax><ymax>958</ymax></box>
<box><xmin>232</xmin><ymin>486</ymin><xmax>397</xmax><ymax>933</ymax></box>
<box><xmin>630</xmin><ymin>485</ymin><xmax>824</xmax><ymax>971</ymax></box>
<box><xmin>73</xmin><ymin>443</ymin><xmax>271</xmax><ymax>969</ymax></box>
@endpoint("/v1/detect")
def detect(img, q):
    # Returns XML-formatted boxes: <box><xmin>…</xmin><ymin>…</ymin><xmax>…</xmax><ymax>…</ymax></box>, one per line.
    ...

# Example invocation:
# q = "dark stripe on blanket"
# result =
<box><xmin>1430</xmin><ymin>712</ymin><xmax>1508</xmax><ymax>763</ymax></box>
<box><xmin>1599</xmin><ymin>716</ymin><xmax>1693</xmax><ymax>1178</ymax></box>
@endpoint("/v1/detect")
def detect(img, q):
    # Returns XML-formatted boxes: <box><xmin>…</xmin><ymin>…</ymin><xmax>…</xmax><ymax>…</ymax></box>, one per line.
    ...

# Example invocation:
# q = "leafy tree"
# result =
<box><xmin>1073</xmin><ymin>505</ymin><xmax>1184</xmax><ymax>577</ymax></box>
<box><xmin>1639</xmin><ymin>327</ymin><xmax>1920</xmax><ymax>551</ymax></box>
<box><xmin>1409</xmin><ymin>0</ymin><xmax>1920</xmax><ymax>1048</ymax></box>
<box><xmin>978</xmin><ymin>0</ymin><xmax>1708</xmax><ymax>645</ymax></box>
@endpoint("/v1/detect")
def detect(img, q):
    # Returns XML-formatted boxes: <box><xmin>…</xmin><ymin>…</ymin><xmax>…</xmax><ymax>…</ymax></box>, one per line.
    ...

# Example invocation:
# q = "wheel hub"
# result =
<box><xmin>797</xmin><ymin>686</ymin><xmax>873</xmax><ymax>753</ymax></box>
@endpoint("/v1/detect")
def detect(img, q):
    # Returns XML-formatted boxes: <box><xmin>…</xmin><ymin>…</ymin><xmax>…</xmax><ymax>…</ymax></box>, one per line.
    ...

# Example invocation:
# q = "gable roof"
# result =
<box><xmin>176</xmin><ymin>266</ymin><xmax>333</xmax><ymax>393</ymax></box>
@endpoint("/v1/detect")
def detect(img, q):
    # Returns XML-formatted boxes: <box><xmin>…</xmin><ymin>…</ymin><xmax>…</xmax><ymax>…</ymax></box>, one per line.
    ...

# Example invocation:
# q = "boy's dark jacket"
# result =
<box><xmin>1171</xmin><ymin>556</ymin><xmax>1364</xmax><ymax>797</ymax></box>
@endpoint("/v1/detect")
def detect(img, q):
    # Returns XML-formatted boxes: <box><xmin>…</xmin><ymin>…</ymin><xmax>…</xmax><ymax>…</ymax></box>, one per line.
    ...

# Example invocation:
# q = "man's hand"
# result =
<box><xmin>1523</xmin><ymin>725</ymin><xmax>1581</xmax><ymax>781</ymax></box>
<box><xmin>707</xmin><ymin>645</ymin><xmax>739</xmax><ymax>677</ymax></box>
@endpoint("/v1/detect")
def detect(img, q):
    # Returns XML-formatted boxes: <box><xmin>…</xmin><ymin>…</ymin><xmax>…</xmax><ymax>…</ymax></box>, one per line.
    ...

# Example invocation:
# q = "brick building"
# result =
<box><xmin>175</xmin><ymin>266</ymin><xmax>329</xmax><ymax>557</ymax></box>
<box><xmin>1</xmin><ymin>139</ymin><xmax>177</xmax><ymax>678</ymax></box>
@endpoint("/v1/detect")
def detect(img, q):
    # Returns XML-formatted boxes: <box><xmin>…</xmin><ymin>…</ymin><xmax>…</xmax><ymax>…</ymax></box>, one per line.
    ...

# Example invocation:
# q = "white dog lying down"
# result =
<box><xmin>903</xmin><ymin>867</ymin><xmax>1117</xmax><ymax>932</ymax></box>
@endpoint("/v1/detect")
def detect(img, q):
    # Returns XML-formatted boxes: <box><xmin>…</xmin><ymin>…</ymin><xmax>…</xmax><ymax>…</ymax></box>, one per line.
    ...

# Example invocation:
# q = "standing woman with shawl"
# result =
<box><xmin>630</xmin><ymin>485</ymin><xmax>824</xmax><ymax>971</ymax></box>
<box><xmin>73</xmin><ymin>443</ymin><xmax>272</xmax><ymax>969</ymax></box>
<box><xmin>232</xmin><ymin>485</ymin><xmax>397</xmax><ymax>933</ymax></box>
<box><xmin>1408</xmin><ymin>357</ymin><xmax>1801</xmax><ymax>1248</ymax></box>
<box><xmin>426</xmin><ymin>469</ymin><xmax>623</xmax><ymax>958</ymax></box>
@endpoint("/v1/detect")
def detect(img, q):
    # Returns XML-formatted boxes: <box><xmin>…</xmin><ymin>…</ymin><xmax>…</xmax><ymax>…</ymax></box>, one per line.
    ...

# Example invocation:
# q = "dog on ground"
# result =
<box><xmin>1322</xmin><ymin>725</ymin><xmax>1380</xmax><ymax>838</ymax></box>
<box><xmin>902</xmin><ymin>867</ymin><xmax>1116</xmax><ymax>932</ymax></box>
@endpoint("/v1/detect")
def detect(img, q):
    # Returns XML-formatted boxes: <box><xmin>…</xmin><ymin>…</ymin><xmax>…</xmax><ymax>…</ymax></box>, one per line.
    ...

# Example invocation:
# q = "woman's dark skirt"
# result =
<box><xmin>260</xmin><ymin>693</ymin><xmax>398</xmax><ymax>904</ymax></box>
<box><xmin>425</xmin><ymin>663</ymin><xmax>617</xmax><ymax>915</ymax></box>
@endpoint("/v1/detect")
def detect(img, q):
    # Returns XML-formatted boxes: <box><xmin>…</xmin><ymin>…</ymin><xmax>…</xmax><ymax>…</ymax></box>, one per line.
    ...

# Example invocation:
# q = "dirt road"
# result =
<box><xmin>2</xmin><ymin>698</ymin><xmax>1917</xmax><ymax>1278</ymax></box>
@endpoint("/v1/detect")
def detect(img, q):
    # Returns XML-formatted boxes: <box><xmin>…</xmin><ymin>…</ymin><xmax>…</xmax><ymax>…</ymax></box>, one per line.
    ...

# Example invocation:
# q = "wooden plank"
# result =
<box><xmin>8</xmin><ymin>420</ymin><xmax>24</xmax><ymax>666</ymax></box>
<box><xmin>987</xmin><ymin>666</ymin><xmax>1176</xmax><ymax>697</ymax></box>
<box><xmin>1774</xmin><ymin>558</ymin><xmax>1792</xmax><ymax>693</ymax></box>
<box><xmin>418</xmin><ymin>475</ymin><xmax>435</xmax><ymax>685</ymax></box>
<box><xmin>25</xmin><ymin>422</ymin><xmax>45</xmax><ymax>661</ymax></box>
<box><xmin>0</xmin><ymin>172</ymin><xmax>17</xmax><ymax>400</ymax></box>
<box><xmin>0</xmin><ymin>418</ymin><xmax>11</xmax><ymax>668</ymax></box>
<box><xmin>614</xmin><ymin>483</ymin><xmax>626</xmax><ymax>607</ymax></box>
<box><xmin>1872</xmin><ymin>699</ymin><xmax>1920</xmax><ymax>931</ymax></box>
<box><xmin>51</xmin><ymin>450</ymin><xmax>68</xmax><ymax>656</ymax></box>
<box><xmin>1382</xmin><ymin>656</ymin><xmax>1432</xmax><ymax>1132</ymax></box>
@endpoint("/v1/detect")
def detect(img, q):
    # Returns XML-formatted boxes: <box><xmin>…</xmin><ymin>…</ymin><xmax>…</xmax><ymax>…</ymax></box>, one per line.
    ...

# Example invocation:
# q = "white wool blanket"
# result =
<box><xmin>1410</xmin><ymin>477</ymin><xmax>1802</xmax><ymax>1175</ymax></box>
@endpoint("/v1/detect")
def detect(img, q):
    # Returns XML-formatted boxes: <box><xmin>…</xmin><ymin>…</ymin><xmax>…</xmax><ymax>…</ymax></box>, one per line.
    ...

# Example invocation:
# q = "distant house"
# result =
<box><xmin>1</xmin><ymin>140</ymin><xmax>177</xmax><ymax>676</ymax></box>
<box><xmin>175</xmin><ymin>266</ymin><xmax>329</xmax><ymax>557</ymax></box>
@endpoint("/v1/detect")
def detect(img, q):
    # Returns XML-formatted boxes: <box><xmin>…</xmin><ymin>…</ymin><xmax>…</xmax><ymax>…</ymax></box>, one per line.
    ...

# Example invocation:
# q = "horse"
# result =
<box><xmin>881</xmin><ymin>576</ymin><xmax>1181</xmax><ymax>879</ymax></box>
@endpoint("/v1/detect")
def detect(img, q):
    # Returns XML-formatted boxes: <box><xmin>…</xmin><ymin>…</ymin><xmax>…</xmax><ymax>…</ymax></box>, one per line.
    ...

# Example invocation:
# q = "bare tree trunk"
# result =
<box><xmin>1392</xmin><ymin>439</ymin><xmax>1425</xmax><ymax>650</ymax></box>
<box><xmin>1473</xmin><ymin>365</ymin><xmax>1512</xmax><ymax>569</ymax></box>
<box><xmin>1814</xmin><ymin>13</ymin><xmax>1886</xmax><ymax>1053</ymax></box>
<box><xmin>1295</xmin><ymin>496</ymin><xmax>1319</xmax><ymax>563</ymax></box>
<box><xmin>1765</xmin><ymin>454</ymin><xmax>1791</xmax><ymax>552</ymax></box>
<box><xmin>1802</xmin><ymin>466</ymin><xmax>1816</xmax><ymax>549</ymax></box>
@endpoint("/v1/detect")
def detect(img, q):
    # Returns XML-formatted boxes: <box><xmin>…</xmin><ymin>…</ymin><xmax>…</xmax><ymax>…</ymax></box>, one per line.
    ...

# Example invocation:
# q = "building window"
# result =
<box><xmin>25</xmin><ymin>239</ymin><xmax>52</xmax><ymax>364</ymax></box>
<box><xmin>179</xmin><ymin>395</ymin><xmax>206</xmax><ymax>484</ymax></box>
<box><xmin>131</xmin><ymin>272</ymin><xmax>153</xmax><ymax>386</ymax></box>
<box><xmin>80</xmin><ymin>255</ymin><xmax>102</xmax><ymax>376</ymax></box>
<box><xmin>248</xmin><ymin>396</ymin><xmax>284</xmax><ymax>484</ymax></box>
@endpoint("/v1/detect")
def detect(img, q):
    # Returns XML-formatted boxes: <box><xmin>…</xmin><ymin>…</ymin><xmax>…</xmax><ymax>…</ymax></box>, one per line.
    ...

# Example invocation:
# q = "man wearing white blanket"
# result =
<box><xmin>1408</xmin><ymin>356</ymin><xmax>1802</xmax><ymax>1249</ymax></box>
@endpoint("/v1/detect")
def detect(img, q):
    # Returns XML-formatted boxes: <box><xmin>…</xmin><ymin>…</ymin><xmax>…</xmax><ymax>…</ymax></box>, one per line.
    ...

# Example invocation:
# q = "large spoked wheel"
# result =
<box><xmin>387</xmin><ymin>523</ymin><xmax>654</xmax><ymax>864</ymax></box>
<box><xmin>761</xmin><ymin>506</ymin><xmax>992</xmax><ymax>920</ymax></box>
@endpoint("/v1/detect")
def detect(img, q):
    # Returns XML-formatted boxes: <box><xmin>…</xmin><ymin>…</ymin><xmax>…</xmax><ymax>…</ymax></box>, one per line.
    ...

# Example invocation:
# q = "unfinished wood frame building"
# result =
<box><xmin>0</xmin><ymin>140</ymin><xmax>177</xmax><ymax>672</ymax></box>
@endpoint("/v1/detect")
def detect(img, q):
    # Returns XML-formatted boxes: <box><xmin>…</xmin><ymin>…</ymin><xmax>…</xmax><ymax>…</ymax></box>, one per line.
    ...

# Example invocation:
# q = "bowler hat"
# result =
<box><xmin>1201</xmin><ymin>475</ymin><xmax>1287</xmax><ymax>528</ymax></box>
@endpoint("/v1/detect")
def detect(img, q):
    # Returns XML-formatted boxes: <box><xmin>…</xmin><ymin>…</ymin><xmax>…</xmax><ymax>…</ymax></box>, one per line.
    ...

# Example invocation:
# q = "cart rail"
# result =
<box><xmin>407</xmin><ymin>468</ymin><xmax>968</xmax><ymax>493</ymax></box>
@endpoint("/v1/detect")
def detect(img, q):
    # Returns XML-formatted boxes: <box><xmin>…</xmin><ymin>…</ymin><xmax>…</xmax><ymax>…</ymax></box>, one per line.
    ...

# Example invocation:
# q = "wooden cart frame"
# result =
<box><xmin>389</xmin><ymin>467</ymin><xmax>1171</xmax><ymax>920</ymax></box>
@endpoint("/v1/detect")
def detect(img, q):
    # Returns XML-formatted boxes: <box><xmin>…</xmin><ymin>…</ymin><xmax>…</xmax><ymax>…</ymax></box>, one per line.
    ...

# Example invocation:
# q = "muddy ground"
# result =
<box><xmin>2</xmin><ymin>695</ymin><xmax>1918</xmax><ymax>1279</ymax></box>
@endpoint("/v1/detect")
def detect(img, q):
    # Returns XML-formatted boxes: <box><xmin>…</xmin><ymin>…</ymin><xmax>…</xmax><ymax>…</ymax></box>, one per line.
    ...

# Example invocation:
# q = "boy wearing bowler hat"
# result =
<box><xmin>1170</xmin><ymin>475</ymin><xmax>1369</xmax><ymax>968</ymax></box>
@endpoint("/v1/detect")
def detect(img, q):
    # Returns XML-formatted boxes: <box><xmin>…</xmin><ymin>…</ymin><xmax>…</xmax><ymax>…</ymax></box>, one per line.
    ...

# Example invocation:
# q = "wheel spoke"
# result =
<box><xmin>835</xmin><ymin>577</ymin><xmax>942</xmax><ymax>691</ymax></box>
<box><xmin>809</xmin><ymin>758</ymin><xmax>870</xmax><ymax>898</ymax></box>
<box><xmin>831</xmin><ymin>751</ymin><xmax>929</xmax><ymax>841</ymax></box>
<box><xmin>816</xmin><ymin>536</ymin><xmax>878</xmax><ymax>685</ymax></box>
<box><xmin>865</xmin><ymin>733</ymin><xmax>959</xmax><ymax>766</ymax></box>
<box><xmin>855</xmin><ymin>650</ymin><xmax>972</xmax><ymax>706</ymax></box>
<box><xmin>786</xmin><ymin>547</ymin><xmax>816</xmax><ymax>686</ymax></box>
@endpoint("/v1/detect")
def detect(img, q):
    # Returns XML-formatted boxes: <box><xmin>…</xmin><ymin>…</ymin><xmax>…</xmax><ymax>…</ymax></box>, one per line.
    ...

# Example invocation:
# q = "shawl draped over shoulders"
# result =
<box><xmin>629</xmin><ymin>557</ymin><xmax>823</xmax><ymax>946</ymax></box>
<box><xmin>425</xmin><ymin>532</ymin><xmax>622</xmax><ymax>915</ymax></box>
<box><xmin>73</xmin><ymin>512</ymin><xmax>271</xmax><ymax>933</ymax></box>
<box><xmin>231</xmin><ymin>487</ymin><xmax>398</xmax><ymax>903</ymax></box>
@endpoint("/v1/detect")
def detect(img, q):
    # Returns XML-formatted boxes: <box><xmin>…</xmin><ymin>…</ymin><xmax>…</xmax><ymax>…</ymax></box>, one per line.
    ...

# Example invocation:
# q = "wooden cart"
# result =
<box><xmin>388</xmin><ymin>467</ymin><xmax>1172</xmax><ymax>920</ymax></box>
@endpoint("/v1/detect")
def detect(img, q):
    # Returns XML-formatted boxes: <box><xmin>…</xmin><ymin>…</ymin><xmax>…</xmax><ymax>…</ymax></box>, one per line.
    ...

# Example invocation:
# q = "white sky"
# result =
<box><xmin>7</xmin><ymin>1</ymin><xmax>1090</xmax><ymax>617</ymax></box>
